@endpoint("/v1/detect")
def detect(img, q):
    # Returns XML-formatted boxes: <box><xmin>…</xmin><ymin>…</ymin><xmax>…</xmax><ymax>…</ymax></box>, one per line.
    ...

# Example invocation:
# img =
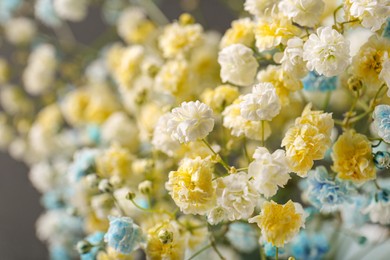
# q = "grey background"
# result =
<box><xmin>0</xmin><ymin>0</ymin><xmax>237</xmax><ymax>259</ymax></box>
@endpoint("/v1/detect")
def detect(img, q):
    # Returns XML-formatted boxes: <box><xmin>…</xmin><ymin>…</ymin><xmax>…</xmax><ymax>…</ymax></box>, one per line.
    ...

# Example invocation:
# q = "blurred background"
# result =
<box><xmin>0</xmin><ymin>0</ymin><xmax>242</xmax><ymax>258</ymax></box>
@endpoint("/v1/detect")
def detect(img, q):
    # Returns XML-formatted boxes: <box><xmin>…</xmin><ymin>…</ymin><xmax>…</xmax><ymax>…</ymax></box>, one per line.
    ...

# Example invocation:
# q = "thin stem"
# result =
<box><xmin>333</xmin><ymin>5</ymin><xmax>343</xmax><ymax>25</ymax></box>
<box><xmin>211</xmin><ymin>239</ymin><xmax>225</xmax><ymax>260</ymax></box>
<box><xmin>374</xmin><ymin>179</ymin><xmax>381</xmax><ymax>190</ymax></box>
<box><xmin>202</xmin><ymin>139</ymin><xmax>231</xmax><ymax>171</ymax></box>
<box><xmin>112</xmin><ymin>196</ymin><xmax>126</xmax><ymax>216</ymax></box>
<box><xmin>323</xmin><ymin>91</ymin><xmax>332</xmax><ymax>111</ymax></box>
<box><xmin>187</xmin><ymin>244</ymin><xmax>212</xmax><ymax>260</ymax></box>
<box><xmin>275</xmin><ymin>247</ymin><xmax>279</xmax><ymax>260</ymax></box>
<box><xmin>260</xmin><ymin>244</ymin><xmax>266</xmax><ymax>260</ymax></box>
<box><xmin>236</xmin><ymin>167</ymin><xmax>248</xmax><ymax>171</ymax></box>
<box><xmin>243</xmin><ymin>138</ymin><xmax>251</xmax><ymax>163</ymax></box>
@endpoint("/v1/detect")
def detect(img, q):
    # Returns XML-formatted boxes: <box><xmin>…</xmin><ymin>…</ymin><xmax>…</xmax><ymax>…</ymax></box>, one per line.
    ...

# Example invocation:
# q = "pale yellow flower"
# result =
<box><xmin>201</xmin><ymin>84</ymin><xmax>240</xmax><ymax>114</ymax></box>
<box><xmin>332</xmin><ymin>129</ymin><xmax>376</xmax><ymax>183</ymax></box>
<box><xmin>96</xmin><ymin>144</ymin><xmax>133</xmax><ymax>179</ymax></box>
<box><xmin>220</xmin><ymin>18</ymin><xmax>255</xmax><ymax>48</ymax></box>
<box><xmin>249</xmin><ymin>200</ymin><xmax>306</xmax><ymax>247</ymax></box>
<box><xmin>97</xmin><ymin>247</ymin><xmax>133</xmax><ymax>260</ymax></box>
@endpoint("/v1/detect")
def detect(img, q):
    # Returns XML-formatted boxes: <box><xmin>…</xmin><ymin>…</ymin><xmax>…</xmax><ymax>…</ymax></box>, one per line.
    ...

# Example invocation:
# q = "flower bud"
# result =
<box><xmin>158</xmin><ymin>229</ymin><xmax>173</xmax><ymax>244</ymax></box>
<box><xmin>138</xmin><ymin>180</ymin><xmax>153</xmax><ymax>195</ymax></box>
<box><xmin>125</xmin><ymin>191</ymin><xmax>136</xmax><ymax>200</ymax></box>
<box><xmin>98</xmin><ymin>179</ymin><xmax>113</xmax><ymax>193</ymax></box>
<box><xmin>76</xmin><ymin>240</ymin><xmax>93</xmax><ymax>254</ymax></box>
<box><xmin>179</xmin><ymin>13</ymin><xmax>195</xmax><ymax>25</ymax></box>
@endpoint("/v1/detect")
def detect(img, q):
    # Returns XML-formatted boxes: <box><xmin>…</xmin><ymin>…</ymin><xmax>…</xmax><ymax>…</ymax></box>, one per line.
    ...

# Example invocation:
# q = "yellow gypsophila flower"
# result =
<box><xmin>96</xmin><ymin>144</ymin><xmax>133</xmax><ymax>179</ymax></box>
<box><xmin>155</xmin><ymin>58</ymin><xmax>190</xmax><ymax>97</ymax></box>
<box><xmin>159</xmin><ymin>22</ymin><xmax>203</xmax><ymax>59</ymax></box>
<box><xmin>332</xmin><ymin>129</ymin><xmax>376</xmax><ymax>183</ymax></box>
<box><xmin>165</xmin><ymin>157</ymin><xmax>216</xmax><ymax>215</ymax></box>
<box><xmin>257</xmin><ymin>65</ymin><xmax>302</xmax><ymax>105</ymax></box>
<box><xmin>249</xmin><ymin>200</ymin><xmax>306</xmax><ymax>247</ymax></box>
<box><xmin>254</xmin><ymin>15</ymin><xmax>301</xmax><ymax>51</ymax></box>
<box><xmin>201</xmin><ymin>84</ymin><xmax>240</xmax><ymax>113</ymax></box>
<box><xmin>85</xmin><ymin>212</ymin><xmax>109</xmax><ymax>234</ymax></box>
<box><xmin>97</xmin><ymin>247</ymin><xmax>133</xmax><ymax>260</ymax></box>
<box><xmin>36</xmin><ymin>104</ymin><xmax>63</xmax><ymax>133</ymax></box>
<box><xmin>282</xmin><ymin>104</ymin><xmax>334</xmax><ymax>176</ymax></box>
<box><xmin>220</xmin><ymin>18</ymin><xmax>255</xmax><ymax>48</ymax></box>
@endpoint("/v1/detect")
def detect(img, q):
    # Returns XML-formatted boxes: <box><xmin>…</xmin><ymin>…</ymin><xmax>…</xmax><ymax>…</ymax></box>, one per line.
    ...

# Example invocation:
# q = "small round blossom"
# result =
<box><xmin>374</xmin><ymin>151</ymin><xmax>390</xmax><ymax>169</ymax></box>
<box><xmin>104</xmin><ymin>216</ymin><xmax>143</xmax><ymax>255</ymax></box>
<box><xmin>302</xmin><ymin>71</ymin><xmax>337</xmax><ymax>92</ymax></box>
<box><xmin>291</xmin><ymin>231</ymin><xmax>329</xmax><ymax>260</ymax></box>
<box><xmin>248</xmin><ymin>147</ymin><xmax>291</xmax><ymax>198</ymax></box>
<box><xmin>249</xmin><ymin>200</ymin><xmax>306</xmax><ymax>247</ymax></box>
<box><xmin>373</xmin><ymin>105</ymin><xmax>390</xmax><ymax>143</ymax></box>
<box><xmin>53</xmin><ymin>0</ymin><xmax>89</xmax><ymax>22</ymax></box>
<box><xmin>380</xmin><ymin>59</ymin><xmax>390</xmax><ymax>96</ymax></box>
<box><xmin>226</xmin><ymin>222</ymin><xmax>258</xmax><ymax>253</ymax></box>
<box><xmin>155</xmin><ymin>58</ymin><xmax>190</xmax><ymax>96</ymax></box>
<box><xmin>240</xmin><ymin>82</ymin><xmax>281</xmax><ymax>121</ymax></box>
<box><xmin>214</xmin><ymin>171</ymin><xmax>258</xmax><ymax>221</ymax></box>
<box><xmin>278</xmin><ymin>37</ymin><xmax>307</xmax><ymax>78</ymax></box>
<box><xmin>96</xmin><ymin>144</ymin><xmax>133</xmax><ymax>179</ymax></box>
<box><xmin>167</xmin><ymin>101</ymin><xmax>214</xmax><ymax>143</ymax></box>
<box><xmin>5</xmin><ymin>17</ymin><xmax>36</xmax><ymax>45</ymax></box>
<box><xmin>165</xmin><ymin>157</ymin><xmax>216</xmax><ymax>214</ymax></box>
<box><xmin>152</xmin><ymin>113</ymin><xmax>181</xmax><ymax>157</ymax></box>
<box><xmin>278</xmin><ymin>0</ymin><xmax>325</xmax><ymax>27</ymax></box>
<box><xmin>303</xmin><ymin>26</ymin><xmax>350</xmax><ymax>77</ymax></box>
<box><xmin>244</xmin><ymin>0</ymin><xmax>278</xmax><ymax>17</ymax></box>
<box><xmin>218</xmin><ymin>44</ymin><xmax>259</xmax><ymax>87</ymax></box>
<box><xmin>332</xmin><ymin>130</ymin><xmax>376</xmax><ymax>183</ymax></box>
<box><xmin>363</xmin><ymin>190</ymin><xmax>390</xmax><ymax>225</ymax></box>
<box><xmin>201</xmin><ymin>84</ymin><xmax>240</xmax><ymax>113</ymax></box>
<box><xmin>220</xmin><ymin>18</ymin><xmax>255</xmax><ymax>48</ymax></box>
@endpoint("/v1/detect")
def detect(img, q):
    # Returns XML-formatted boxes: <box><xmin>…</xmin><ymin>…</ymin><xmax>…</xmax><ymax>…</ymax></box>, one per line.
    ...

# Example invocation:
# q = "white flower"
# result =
<box><xmin>279</xmin><ymin>0</ymin><xmax>325</xmax><ymax>27</ymax></box>
<box><xmin>363</xmin><ymin>200</ymin><xmax>390</xmax><ymax>225</ymax></box>
<box><xmin>240</xmin><ymin>82</ymin><xmax>281</xmax><ymax>121</ymax></box>
<box><xmin>29</xmin><ymin>162</ymin><xmax>59</xmax><ymax>193</ymax></box>
<box><xmin>5</xmin><ymin>17</ymin><xmax>37</xmax><ymax>45</ymax></box>
<box><xmin>218</xmin><ymin>44</ymin><xmax>259</xmax><ymax>87</ymax></box>
<box><xmin>379</xmin><ymin>59</ymin><xmax>390</xmax><ymax>97</ymax></box>
<box><xmin>248</xmin><ymin>147</ymin><xmax>291</xmax><ymax>198</ymax></box>
<box><xmin>214</xmin><ymin>172</ymin><xmax>258</xmax><ymax>221</ymax></box>
<box><xmin>244</xmin><ymin>0</ymin><xmax>278</xmax><ymax>17</ymax></box>
<box><xmin>207</xmin><ymin>206</ymin><xmax>228</xmax><ymax>225</ymax></box>
<box><xmin>279</xmin><ymin>37</ymin><xmax>308</xmax><ymax>78</ymax></box>
<box><xmin>117</xmin><ymin>7</ymin><xmax>147</xmax><ymax>43</ymax></box>
<box><xmin>348</xmin><ymin>0</ymin><xmax>390</xmax><ymax>32</ymax></box>
<box><xmin>152</xmin><ymin>113</ymin><xmax>181</xmax><ymax>156</ymax></box>
<box><xmin>303</xmin><ymin>26</ymin><xmax>350</xmax><ymax>77</ymax></box>
<box><xmin>53</xmin><ymin>0</ymin><xmax>89</xmax><ymax>22</ymax></box>
<box><xmin>167</xmin><ymin>101</ymin><xmax>214</xmax><ymax>143</ymax></box>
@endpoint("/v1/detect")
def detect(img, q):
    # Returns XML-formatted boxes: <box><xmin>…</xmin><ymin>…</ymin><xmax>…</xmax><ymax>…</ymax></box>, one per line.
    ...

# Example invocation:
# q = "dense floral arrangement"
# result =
<box><xmin>1</xmin><ymin>0</ymin><xmax>390</xmax><ymax>259</ymax></box>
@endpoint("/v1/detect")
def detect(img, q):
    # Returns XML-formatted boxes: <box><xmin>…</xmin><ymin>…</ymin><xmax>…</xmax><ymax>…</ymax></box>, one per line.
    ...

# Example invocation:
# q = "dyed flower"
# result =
<box><xmin>305</xmin><ymin>166</ymin><xmax>352</xmax><ymax>212</ymax></box>
<box><xmin>282</xmin><ymin>104</ymin><xmax>334</xmax><ymax>176</ymax></box>
<box><xmin>291</xmin><ymin>231</ymin><xmax>329</xmax><ymax>260</ymax></box>
<box><xmin>53</xmin><ymin>0</ymin><xmax>89</xmax><ymax>22</ymax></box>
<box><xmin>80</xmin><ymin>232</ymin><xmax>105</xmax><ymax>260</ymax></box>
<box><xmin>165</xmin><ymin>157</ymin><xmax>216</xmax><ymax>214</ymax></box>
<box><xmin>155</xmin><ymin>58</ymin><xmax>189</xmax><ymax>96</ymax></box>
<box><xmin>249</xmin><ymin>200</ymin><xmax>306</xmax><ymax>247</ymax></box>
<box><xmin>303</xmin><ymin>26</ymin><xmax>350</xmax><ymax>77</ymax></box>
<box><xmin>96</xmin><ymin>144</ymin><xmax>132</xmax><ymax>179</ymax></box>
<box><xmin>226</xmin><ymin>222</ymin><xmax>258</xmax><ymax>253</ymax></box>
<box><xmin>218</xmin><ymin>44</ymin><xmax>259</xmax><ymax>87</ymax></box>
<box><xmin>5</xmin><ymin>17</ymin><xmax>36</xmax><ymax>45</ymax></box>
<box><xmin>363</xmin><ymin>190</ymin><xmax>390</xmax><ymax>225</ymax></box>
<box><xmin>152</xmin><ymin>113</ymin><xmax>181</xmax><ymax>157</ymax></box>
<box><xmin>248</xmin><ymin>147</ymin><xmax>291</xmax><ymax>198</ymax></box>
<box><xmin>374</xmin><ymin>151</ymin><xmax>390</xmax><ymax>169</ymax></box>
<box><xmin>35</xmin><ymin>0</ymin><xmax>61</xmax><ymax>27</ymax></box>
<box><xmin>244</xmin><ymin>0</ymin><xmax>278</xmax><ymax>17</ymax></box>
<box><xmin>220</xmin><ymin>18</ymin><xmax>255</xmax><ymax>48</ymax></box>
<box><xmin>346</xmin><ymin>0</ymin><xmax>390</xmax><ymax>31</ymax></box>
<box><xmin>104</xmin><ymin>216</ymin><xmax>143</xmax><ymax>255</ymax></box>
<box><xmin>264</xmin><ymin>242</ymin><xmax>285</xmax><ymax>257</ymax></box>
<box><xmin>332</xmin><ymin>130</ymin><xmax>376</xmax><ymax>183</ymax></box>
<box><xmin>383</xmin><ymin>18</ymin><xmax>390</xmax><ymax>39</ymax></box>
<box><xmin>279</xmin><ymin>0</ymin><xmax>325</xmax><ymax>27</ymax></box>
<box><xmin>214</xmin><ymin>171</ymin><xmax>258</xmax><ymax>221</ymax></box>
<box><xmin>302</xmin><ymin>71</ymin><xmax>337</xmax><ymax>92</ymax></box>
<box><xmin>68</xmin><ymin>148</ymin><xmax>100</xmax><ymax>182</ymax></box>
<box><xmin>240</xmin><ymin>82</ymin><xmax>281</xmax><ymax>121</ymax></box>
<box><xmin>167</xmin><ymin>101</ymin><xmax>214</xmax><ymax>143</ymax></box>
<box><xmin>373</xmin><ymin>104</ymin><xmax>390</xmax><ymax>143</ymax></box>
<box><xmin>0</xmin><ymin>0</ymin><xmax>22</xmax><ymax>24</ymax></box>
<box><xmin>279</xmin><ymin>37</ymin><xmax>307</xmax><ymax>78</ymax></box>
<box><xmin>201</xmin><ymin>84</ymin><xmax>240</xmax><ymax>114</ymax></box>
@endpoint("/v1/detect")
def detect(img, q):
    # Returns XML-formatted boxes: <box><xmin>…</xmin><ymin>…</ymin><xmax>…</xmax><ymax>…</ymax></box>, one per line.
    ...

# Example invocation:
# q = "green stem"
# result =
<box><xmin>323</xmin><ymin>91</ymin><xmax>332</xmax><ymax>111</ymax></box>
<box><xmin>187</xmin><ymin>244</ymin><xmax>212</xmax><ymax>260</ymax></box>
<box><xmin>333</xmin><ymin>5</ymin><xmax>343</xmax><ymax>26</ymax></box>
<box><xmin>275</xmin><ymin>247</ymin><xmax>279</xmax><ymax>260</ymax></box>
<box><xmin>202</xmin><ymin>139</ymin><xmax>231</xmax><ymax>172</ymax></box>
<box><xmin>112</xmin><ymin>196</ymin><xmax>126</xmax><ymax>216</ymax></box>
<box><xmin>260</xmin><ymin>244</ymin><xmax>266</xmax><ymax>260</ymax></box>
<box><xmin>211</xmin><ymin>239</ymin><xmax>225</xmax><ymax>260</ymax></box>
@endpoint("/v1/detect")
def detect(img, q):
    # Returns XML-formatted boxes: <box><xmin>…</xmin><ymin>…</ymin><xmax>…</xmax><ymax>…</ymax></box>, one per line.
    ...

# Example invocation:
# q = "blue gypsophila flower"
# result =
<box><xmin>291</xmin><ymin>231</ymin><xmax>329</xmax><ymax>260</ymax></box>
<box><xmin>373</xmin><ymin>105</ymin><xmax>390</xmax><ymax>143</ymax></box>
<box><xmin>50</xmin><ymin>244</ymin><xmax>73</xmax><ymax>260</ymax></box>
<box><xmin>104</xmin><ymin>216</ymin><xmax>143</xmax><ymax>254</ymax></box>
<box><xmin>383</xmin><ymin>18</ymin><xmax>390</xmax><ymax>39</ymax></box>
<box><xmin>81</xmin><ymin>232</ymin><xmax>105</xmax><ymax>260</ymax></box>
<box><xmin>87</xmin><ymin>125</ymin><xmax>101</xmax><ymax>145</ymax></box>
<box><xmin>0</xmin><ymin>0</ymin><xmax>22</xmax><ymax>24</ymax></box>
<box><xmin>35</xmin><ymin>0</ymin><xmax>61</xmax><ymax>27</ymax></box>
<box><xmin>374</xmin><ymin>151</ymin><xmax>390</xmax><ymax>169</ymax></box>
<box><xmin>226</xmin><ymin>222</ymin><xmax>258</xmax><ymax>253</ymax></box>
<box><xmin>264</xmin><ymin>242</ymin><xmax>285</xmax><ymax>257</ymax></box>
<box><xmin>41</xmin><ymin>189</ymin><xmax>67</xmax><ymax>209</ymax></box>
<box><xmin>302</xmin><ymin>71</ymin><xmax>337</xmax><ymax>92</ymax></box>
<box><xmin>306</xmin><ymin>166</ymin><xmax>352</xmax><ymax>212</ymax></box>
<box><xmin>68</xmin><ymin>148</ymin><xmax>100</xmax><ymax>182</ymax></box>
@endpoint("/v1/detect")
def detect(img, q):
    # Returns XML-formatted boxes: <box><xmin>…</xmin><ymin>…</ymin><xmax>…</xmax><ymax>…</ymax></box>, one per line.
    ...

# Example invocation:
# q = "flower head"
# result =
<box><xmin>373</xmin><ymin>104</ymin><xmax>390</xmax><ymax>143</ymax></box>
<box><xmin>279</xmin><ymin>0</ymin><xmax>325</xmax><ymax>27</ymax></box>
<box><xmin>220</xmin><ymin>18</ymin><xmax>255</xmax><ymax>48</ymax></box>
<box><xmin>346</xmin><ymin>0</ymin><xmax>390</xmax><ymax>31</ymax></box>
<box><xmin>291</xmin><ymin>231</ymin><xmax>329</xmax><ymax>260</ymax></box>
<box><xmin>167</xmin><ymin>101</ymin><xmax>214</xmax><ymax>143</ymax></box>
<box><xmin>302</xmin><ymin>71</ymin><xmax>337</xmax><ymax>92</ymax></box>
<box><xmin>226</xmin><ymin>222</ymin><xmax>258</xmax><ymax>253</ymax></box>
<box><xmin>363</xmin><ymin>190</ymin><xmax>390</xmax><ymax>225</ymax></box>
<box><xmin>249</xmin><ymin>200</ymin><xmax>306</xmax><ymax>247</ymax></box>
<box><xmin>279</xmin><ymin>37</ymin><xmax>307</xmax><ymax>78</ymax></box>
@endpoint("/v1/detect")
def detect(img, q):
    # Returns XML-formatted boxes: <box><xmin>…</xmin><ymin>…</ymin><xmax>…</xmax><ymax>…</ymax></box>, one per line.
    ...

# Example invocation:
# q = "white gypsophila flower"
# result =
<box><xmin>244</xmin><ymin>0</ymin><xmax>278</xmax><ymax>17</ymax></box>
<box><xmin>207</xmin><ymin>206</ymin><xmax>228</xmax><ymax>225</ymax></box>
<box><xmin>248</xmin><ymin>147</ymin><xmax>291</xmax><ymax>198</ymax></box>
<box><xmin>303</xmin><ymin>26</ymin><xmax>350</xmax><ymax>77</ymax></box>
<box><xmin>214</xmin><ymin>171</ymin><xmax>258</xmax><ymax>221</ymax></box>
<box><xmin>5</xmin><ymin>17</ymin><xmax>37</xmax><ymax>45</ymax></box>
<box><xmin>29</xmin><ymin>161</ymin><xmax>59</xmax><ymax>193</ymax></box>
<box><xmin>240</xmin><ymin>82</ymin><xmax>281</xmax><ymax>121</ymax></box>
<box><xmin>86</xmin><ymin>59</ymin><xmax>108</xmax><ymax>84</ymax></box>
<box><xmin>218</xmin><ymin>44</ymin><xmax>259</xmax><ymax>87</ymax></box>
<box><xmin>363</xmin><ymin>200</ymin><xmax>390</xmax><ymax>225</ymax></box>
<box><xmin>9</xmin><ymin>138</ymin><xmax>28</xmax><ymax>162</ymax></box>
<box><xmin>53</xmin><ymin>0</ymin><xmax>89</xmax><ymax>22</ymax></box>
<box><xmin>101</xmin><ymin>112</ymin><xmax>139</xmax><ymax>151</ymax></box>
<box><xmin>117</xmin><ymin>7</ymin><xmax>146</xmax><ymax>43</ymax></box>
<box><xmin>279</xmin><ymin>37</ymin><xmax>308</xmax><ymax>78</ymax></box>
<box><xmin>23</xmin><ymin>44</ymin><xmax>57</xmax><ymax>95</ymax></box>
<box><xmin>152</xmin><ymin>113</ymin><xmax>181</xmax><ymax>157</ymax></box>
<box><xmin>379</xmin><ymin>59</ymin><xmax>390</xmax><ymax>97</ymax></box>
<box><xmin>278</xmin><ymin>0</ymin><xmax>325</xmax><ymax>27</ymax></box>
<box><xmin>167</xmin><ymin>101</ymin><xmax>214</xmax><ymax>143</ymax></box>
<box><xmin>348</xmin><ymin>0</ymin><xmax>390</xmax><ymax>32</ymax></box>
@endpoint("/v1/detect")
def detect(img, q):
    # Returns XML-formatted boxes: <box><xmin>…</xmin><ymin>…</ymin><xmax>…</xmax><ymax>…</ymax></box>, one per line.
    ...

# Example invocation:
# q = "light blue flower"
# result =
<box><xmin>383</xmin><ymin>18</ymin><xmax>390</xmax><ymax>39</ymax></box>
<box><xmin>104</xmin><ymin>216</ymin><xmax>143</xmax><ymax>255</ymax></box>
<box><xmin>81</xmin><ymin>232</ymin><xmax>105</xmax><ymax>260</ymax></box>
<box><xmin>291</xmin><ymin>231</ymin><xmax>329</xmax><ymax>260</ymax></box>
<box><xmin>305</xmin><ymin>166</ymin><xmax>352</xmax><ymax>212</ymax></box>
<box><xmin>69</xmin><ymin>148</ymin><xmax>100</xmax><ymax>182</ymax></box>
<box><xmin>373</xmin><ymin>105</ymin><xmax>390</xmax><ymax>143</ymax></box>
<box><xmin>226</xmin><ymin>222</ymin><xmax>258</xmax><ymax>253</ymax></box>
<box><xmin>41</xmin><ymin>190</ymin><xmax>66</xmax><ymax>209</ymax></box>
<box><xmin>340</xmin><ymin>195</ymin><xmax>370</xmax><ymax>228</ymax></box>
<box><xmin>0</xmin><ymin>0</ymin><xmax>21</xmax><ymax>23</ymax></box>
<box><xmin>35</xmin><ymin>0</ymin><xmax>61</xmax><ymax>27</ymax></box>
<box><xmin>87</xmin><ymin>125</ymin><xmax>101</xmax><ymax>145</ymax></box>
<box><xmin>264</xmin><ymin>242</ymin><xmax>285</xmax><ymax>257</ymax></box>
<box><xmin>49</xmin><ymin>244</ymin><xmax>73</xmax><ymax>260</ymax></box>
<box><xmin>302</xmin><ymin>71</ymin><xmax>337</xmax><ymax>92</ymax></box>
<box><xmin>374</xmin><ymin>151</ymin><xmax>390</xmax><ymax>169</ymax></box>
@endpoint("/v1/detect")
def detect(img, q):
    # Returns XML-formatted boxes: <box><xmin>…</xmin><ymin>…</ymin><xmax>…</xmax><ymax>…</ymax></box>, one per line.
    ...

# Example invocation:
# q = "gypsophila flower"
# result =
<box><xmin>244</xmin><ymin>0</ymin><xmax>278</xmax><ymax>17</ymax></box>
<box><xmin>53</xmin><ymin>0</ymin><xmax>89</xmax><ymax>22</ymax></box>
<box><xmin>152</xmin><ymin>113</ymin><xmax>181</xmax><ymax>157</ymax></box>
<box><xmin>80</xmin><ymin>232</ymin><xmax>105</xmax><ymax>260</ymax></box>
<box><xmin>68</xmin><ymin>148</ymin><xmax>100</xmax><ymax>183</ymax></box>
<box><xmin>302</xmin><ymin>71</ymin><xmax>337</xmax><ymax>92</ymax></box>
<box><xmin>264</xmin><ymin>242</ymin><xmax>285</xmax><ymax>257</ymax></box>
<box><xmin>384</xmin><ymin>18</ymin><xmax>390</xmax><ymax>39</ymax></box>
<box><xmin>279</xmin><ymin>37</ymin><xmax>307</xmax><ymax>78</ymax></box>
<box><xmin>104</xmin><ymin>216</ymin><xmax>143</xmax><ymax>255</ymax></box>
<box><xmin>240</xmin><ymin>82</ymin><xmax>281</xmax><ymax>121</ymax></box>
<box><xmin>167</xmin><ymin>100</ymin><xmax>214</xmax><ymax>143</ymax></box>
<box><xmin>248</xmin><ymin>147</ymin><xmax>291</xmax><ymax>198</ymax></box>
<box><xmin>291</xmin><ymin>231</ymin><xmax>329</xmax><ymax>260</ymax></box>
<box><xmin>363</xmin><ymin>190</ymin><xmax>390</xmax><ymax>225</ymax></box>
<box><xmin>226</xmin><ymin>222</ymin><xmax>258</xmax><ymax>253</ymax></box>
<box><xmin>379</xmin><ymin>59</ymin><xmax>390</xmax><ymax>96</ymax></box>
<box><xmin>218</xmin><ymin>44</ymin><xmax>259</xmax><ymax>87</ymax></box>
<box><xmin>279</xmin><ymin>0</ymin><xmax>325</xmax><ymax>27</ymax></box>
<box><xmin>374</xmin><ymin>151</ymin><xmax>390</xmax><ymax>169</ymax></box>
<box><xmin>303</xmin><ymin>26</ymin><xmax>350</xmax><ymax>77</ymax></box>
